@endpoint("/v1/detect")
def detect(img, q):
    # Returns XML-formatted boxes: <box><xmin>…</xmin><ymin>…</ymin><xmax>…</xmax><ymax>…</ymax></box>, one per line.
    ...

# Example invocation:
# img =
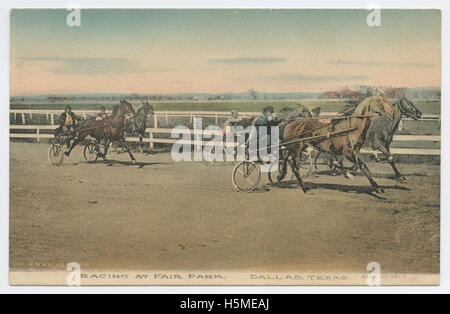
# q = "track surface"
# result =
<box><xmin>10</xmin><ymin>142</ymin><xmax>440</xmax><ymax>274</ymax></box>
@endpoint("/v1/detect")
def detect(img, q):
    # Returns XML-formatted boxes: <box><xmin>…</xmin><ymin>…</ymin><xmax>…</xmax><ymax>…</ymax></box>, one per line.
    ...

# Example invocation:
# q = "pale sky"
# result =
<box><xmin>10</xmin><ymin>9</ymin><xmax>441</xmax><ymax>95</ymax></box>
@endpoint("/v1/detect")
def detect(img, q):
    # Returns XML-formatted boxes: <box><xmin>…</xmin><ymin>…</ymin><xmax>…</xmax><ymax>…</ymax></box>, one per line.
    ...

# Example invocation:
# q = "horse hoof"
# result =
<box><xmin>132</xmin><ymin>160</ymin><xmax>137</xmax><ymax>165</ymax></box>
<box><xmin>64</xmin><ymin>152</ymin><xmax>70</xmax><ymax>157</ymax></box>
<box><xmin>345</xmin><ymin>171</ymin><xmax>354</xmax><ymax>181</ymax></box>
<box><xmin>397</xmin><ymin>176</ymin><xmax>406</xmax><ymax>182</ymax></box>
<box><xmin>375</xmin><ymin>187</ymin><xmax>384</xmax><ymax>194</ymax></box>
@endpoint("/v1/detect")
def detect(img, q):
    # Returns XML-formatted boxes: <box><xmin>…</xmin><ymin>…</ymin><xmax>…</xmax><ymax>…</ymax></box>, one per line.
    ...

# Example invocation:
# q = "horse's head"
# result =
<box><xmin>311</xmin><ymin>107</ymin><xmax>321</xmax><ymax>118</ymax></box>
<box><xmin>354</xmin><ymin>94</ymin><xmax>397</xmax><ymax>120</ymax></box>
<box><xmin>395</xmin><ymin>97</ymin><xmax>422</xmax><ymax>120</ymax></box>
<box><xmin>142</xmin><ymin>101</ymin><xmax>154</xmax><ymax>116</ymax></box>
<box><xmin>119</xmin><ymin>100</ymin><xmax>136</xmax><ymax>117</ymax></box>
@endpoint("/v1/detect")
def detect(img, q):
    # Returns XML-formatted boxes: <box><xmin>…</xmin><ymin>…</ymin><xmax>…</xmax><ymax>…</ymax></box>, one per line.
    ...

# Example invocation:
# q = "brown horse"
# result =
<box><xmin>281</xmin><ymin>95</ymin><xmax>396</xmax><ymax>193</ymax></box>
<box><xmin>64</xmin><ymin>100</ymin><xmax>137</xmax><ymax>162</ymax></box>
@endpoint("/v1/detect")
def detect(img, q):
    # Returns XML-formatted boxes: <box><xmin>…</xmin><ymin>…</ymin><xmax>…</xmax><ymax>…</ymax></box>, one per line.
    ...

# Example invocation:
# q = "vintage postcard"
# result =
<box><xmin>9</xmin><ymin>9</ymin><xmax>441</xmax><ymax>286</ymax></box>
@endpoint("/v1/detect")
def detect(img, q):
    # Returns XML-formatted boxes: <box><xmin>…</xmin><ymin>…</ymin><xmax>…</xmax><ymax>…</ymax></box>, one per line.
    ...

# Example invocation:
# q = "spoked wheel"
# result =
<box><xmin>268</xmin><ymin>158</ymin><xmax>293</xmax><ymax>184</ymax></box>
<box><xmin>295</xmin><ymin>150</ymin><xmax>314</xmax><ymax>178</ymax></box>
<box><xmin>313</xmin><ymin>151</ymin><xmax>335</xmax><ymax>174</ymax></box>
<box><xmin>268</xmin><ymin>151</ymin><xmax>313</xmax><ymax>183</ymax></box>
<box><xmin>83</xmin><ymin>142</ymin><xmax>100</xmax><ymax>163</ymax></box>
<box><xmin>209</xmin><ymin>146</ymin><xmax>227</xmax><ymax>166</ymax></box>
<box><xmin>232</xmin><ymin>161</ymin><xmax>261</xmax><ymax>192</ymax></box>
<box><xmin>48</xmin><ymin>143</ymin><xmax>65</xmax><ymax>165</ymax></box>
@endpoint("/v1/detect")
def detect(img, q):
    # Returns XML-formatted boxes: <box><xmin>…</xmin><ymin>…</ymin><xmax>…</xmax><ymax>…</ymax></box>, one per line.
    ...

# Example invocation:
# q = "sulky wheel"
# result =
<box><xmin>296</xmin><ymin>150</ymin><xmax>314</xmax><ymax>178</ymax></box>
<box><xmin>48</xmin><ymin>143</ymin><xmax>65</xmax><ymax>166</ymax></box>
<box><xmin>268</xmin><ymin>151</ymin><xmax>312</xmax><ymax>183</ymax></box>
<box><xmin>268</xmin><ymin>158</ymin><xmax>293</xmax><ymax>184</ymax></box>
<box><xmin>232</xmin><ymin>161</ymin><xmax>261</xmax><ymax>192</ymax></box>
<box><xmin>313</xmin><ymin>151</ymin><xmax>335</xmax><ymax>174</ymax></box>
<box><xmin>83</xmin><ymin>142</ymin><xmax>100</xmax><ymax>163</ymax></box>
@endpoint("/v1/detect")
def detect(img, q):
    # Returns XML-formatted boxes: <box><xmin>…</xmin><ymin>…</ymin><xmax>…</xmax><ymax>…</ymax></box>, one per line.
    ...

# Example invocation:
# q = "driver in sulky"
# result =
<box><xmin>248</xmin><ymin>106</ymin><xmax>281</xmax><ymax>160</ymax></box>
<box><xmin>54</xmin><ymin>106</ymin><xmax>81</xmax><ymax>147</ymax></box>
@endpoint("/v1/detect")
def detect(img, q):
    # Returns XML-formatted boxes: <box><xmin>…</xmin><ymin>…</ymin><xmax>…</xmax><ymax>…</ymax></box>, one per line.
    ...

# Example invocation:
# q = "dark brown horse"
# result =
<box><xmin>64</xmin><ymin>100</ymin><xmax>137</xmax><ymax>162</ymax></box>
<box><xmin>281</xmin><ymin>95</ymin><xmax>396</xmax><ymax>193</ymax></box>
<box><xmin>125</xmin><ymin>101</ymin><xmax>154</xmax><ymax>152</ymax></box>
<box><xmin>336</xmin><ymin>97</ymin><xmax>422</xmax><ymax>181</ymax></box>
<box><xmin>362</xmin><ymin>97</ymin><xmax>422</xmax><ymax>180</ymax></box>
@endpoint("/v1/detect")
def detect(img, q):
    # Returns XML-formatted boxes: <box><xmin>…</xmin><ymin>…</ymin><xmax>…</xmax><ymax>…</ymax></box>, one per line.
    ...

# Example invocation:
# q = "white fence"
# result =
<box><xmin>10</xmin><ymin>109</ymin><xmax>441</xmax><ymax>155</ymax></box>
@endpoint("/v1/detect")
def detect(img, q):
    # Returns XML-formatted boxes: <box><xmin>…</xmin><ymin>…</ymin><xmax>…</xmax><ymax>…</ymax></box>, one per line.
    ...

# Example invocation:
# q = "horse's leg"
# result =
<box><xmin>383</xmin><ymin>146</ymin><xmax>404</xmax><ymax>181</ymax></box>
<box><xmin>277</xmin><ymin>149</ymin><xmax>289</xmax><ymax>181</ymax></box>
<box><xmin>123</xmin><ymin>140</ymin><xmax>137</xmax><ymax>164</ymax></box>
<box><xmin>388</xmin><ymin>159</ymin><xmax>404</xmax><ymax>181</ymax></box>
<box><xmin>291</xmin><ymin>158</ymin><xmax>309</xmax><ymax>193</ymax></box>
<box><xmin>373</xmin><ymin>142</ymin><xmax>404</xmax><ymax>181</ymax></box>
<box><xmin>344</xmin><ymin>146</ymin><xmax>382</xmax><ymax>192</ymax></box>
<box><xmin>289</xmin><ymin>146</ymin><xmax>309</xmax><ymax>193</ymax></box>
<box><xmin>139</xmin><ymin>135</ymin><xmax>144</xmax><ymax>153</ymax></box>
<box><xmin>372</xmin><ymin>141</ymin><xmax>389</xmax><ymax>161</ymax></box>
<box><xmin>101</xmin><ymin>140</ymin><xmax>110</xmax><ymax>159</ymax></box>
<box><xmin>357</xmin><ymin>158</ymin><xmax>383</xmax><ymax>193</ymax></box>
<box><xmin>331</xmin><ymin>155</ymin><xmax>345</xmax><ymax>175</ymax></box>
<box><xmin>64</xmin><ymin>134</ymin><xmax>84</xmax><ymax>156</ymax></box>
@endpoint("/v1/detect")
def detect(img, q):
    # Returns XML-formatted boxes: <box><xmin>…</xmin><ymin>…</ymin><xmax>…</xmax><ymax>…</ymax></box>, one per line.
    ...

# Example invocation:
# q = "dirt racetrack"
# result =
<box><xmin>10</xmin><ymin>142</ymin><xmax>440</xmax><ymax>274</ymax></box>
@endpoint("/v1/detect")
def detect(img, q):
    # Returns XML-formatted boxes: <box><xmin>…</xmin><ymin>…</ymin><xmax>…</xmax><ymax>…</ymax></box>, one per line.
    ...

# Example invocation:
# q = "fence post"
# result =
<box><xmin>22</xmin><ymin>113</ymin><xmax>26</xmax><ymax>125</ymax></box>
<box><xmin>50</xmin><ymin>114</ymin><xmax>54</xmax><ymax>125</ymax></box>
<box><xmin>153</xmin><ymin>115</ymin><xmax>158</xmax><ymax>129</ymax></box>
<box><xmin>149</xmin><ymin>131</ymin><xmax>154</xmax><ymax>149</ymax></box>
<box><xmin>36</xmin><ymin>128</ymin><xmax>40</xmax><ymax>143</ymax></box>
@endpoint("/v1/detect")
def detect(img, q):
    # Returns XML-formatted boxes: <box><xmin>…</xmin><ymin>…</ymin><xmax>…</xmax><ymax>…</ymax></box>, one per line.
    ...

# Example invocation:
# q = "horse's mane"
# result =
<box><xmin>279</xmin><ymin>107</ymin><xmax>295</xmax><ymax>113</ymax></box>
<box><xmin>353</xmin><ymin>94</ymin><xmax>397</xmax><ymax>119</ymax></box>
<box><xmin>136</xmin><ymin>106</ymin><xmax>145</xmax><ymax>115</ymax></box>
<box><xmin>339</xmin><ymin>105</ymin><xmax>357</xmax><ymax>116</ymax></box>
<box><xmin>137</xmin><ymin>103</ymin><xmax>153</xmax><ymax>115</ymax></box>
<box><xmin>112</xmin><ymin>104</ymin><xmax>120</xmax><ymax>116</ymax></box>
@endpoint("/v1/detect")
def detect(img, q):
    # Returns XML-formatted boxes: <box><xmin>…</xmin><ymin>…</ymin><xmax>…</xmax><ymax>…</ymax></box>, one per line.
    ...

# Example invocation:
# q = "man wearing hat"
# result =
<box><xmin>96</xmin><ymin>106</ymin><xmax>108</xmax><ymax>120</ymax></box>
<box><xmin>223</xmin><ymin>110</ymin><xmax>241</xmax><ymax>127</ymax></box>
<box><xmin>249</xmin><ymin>106</ymin><xmax>280</xmax><ymax>159</ymax></box>
<box><xmin>54</xmin><ymin>106</ymin><xmax>80</xmax><ymax>146</ymax></box>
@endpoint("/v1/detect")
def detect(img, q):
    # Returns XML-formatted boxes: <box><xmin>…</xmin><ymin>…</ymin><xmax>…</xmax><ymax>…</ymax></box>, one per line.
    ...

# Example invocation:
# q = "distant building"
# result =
<box><xmin>384</xmin><ymin>87</ymin><xmax>407</xmax><ymax>99</ymax></box>
<box><xmin>208</xmin><ymin>94</ymin><xmax>233</xmax><ymax>101</ymax></box>
<box><xmin>322</xmin><ymin>88</ymin><xmax>363</xmax><ymax>99</ymax></box>
<box><xmin>48</xmin><ymin>96</ymin><xmax>75</xmax><ymax>102</ymax></box>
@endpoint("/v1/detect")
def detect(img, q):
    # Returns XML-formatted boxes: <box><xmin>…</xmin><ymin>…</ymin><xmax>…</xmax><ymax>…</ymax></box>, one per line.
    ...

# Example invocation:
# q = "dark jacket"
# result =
<box><xmin>58</xmin><ymin>112</ymin><xmax>78</xmax><ymax>127</ymax></box>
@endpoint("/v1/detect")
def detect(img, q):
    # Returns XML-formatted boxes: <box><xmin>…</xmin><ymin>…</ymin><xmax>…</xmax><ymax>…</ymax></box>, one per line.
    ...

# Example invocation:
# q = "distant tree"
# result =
<box><xmin>248</xmin><ymin>89</ymin><xmax>257</xmax><ymax>100</ymax></box>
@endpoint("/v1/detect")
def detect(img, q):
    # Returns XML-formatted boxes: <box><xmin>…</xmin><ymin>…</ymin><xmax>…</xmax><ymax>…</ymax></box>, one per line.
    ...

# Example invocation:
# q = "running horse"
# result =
<box><xmin>125</xmin><ymin>101</ymin><xmax>154</xmax><ymax>152</ymax></box>
<box><xmin>64</xmin><ymin>100</ymin><xmax>137</xmax><ymax>163</ymax></box>
<box><xmin>354</xmin><ymin>97</ymin><xmax>421</xmax><ymax>181</ymax></box>
<box><xmin>280</xmin><ymin>94</ymin><xmax>396</xmax><ymax>193</ymax></box>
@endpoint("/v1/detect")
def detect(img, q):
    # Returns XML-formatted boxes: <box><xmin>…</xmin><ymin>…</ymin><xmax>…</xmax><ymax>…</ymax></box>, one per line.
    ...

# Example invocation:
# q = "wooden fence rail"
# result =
<box><xmin>10</xmin><ymin>125</ymin><xmax>440</xmax><ymax>155</ymax></box>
